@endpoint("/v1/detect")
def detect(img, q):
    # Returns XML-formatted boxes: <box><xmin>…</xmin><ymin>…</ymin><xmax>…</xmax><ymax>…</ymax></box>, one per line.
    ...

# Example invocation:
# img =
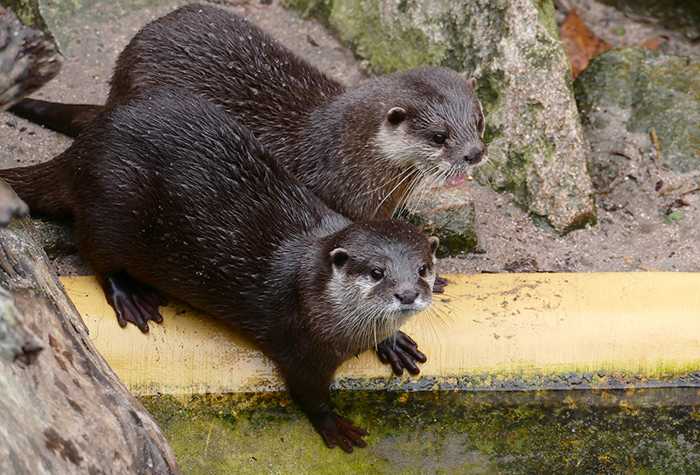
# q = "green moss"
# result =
<box><xmin>574</xmin><ymin>48</ymin><xmax>647</xmax><ymax>117</ymax></box>
<box><xmin>476</xmin><ymin>70</ymin><xmax>505</xmax><ymax>116</ymax></box>
<box><xmin>327</xmin><ymin>0</ymin><xmax>445</xmax><ymax>74</ymax></box>
<box><xmin>2</xmin><ymin>0</ymin><xmax>49</xmax><ymax>31</ymax></box>
<box><xmin>407</xmin><ymin>200</ymin><xmax>479</xmax><ymax>257</ymax></box>
<box><xmin>142</xmin><ymin>389</ymin><xmax>700</xmax><ymax>474</ymax></box>
<box><xmin>282</xmin><ymin>0</ymin><xmax>333</xmax><ymax>23</ymax></box>
<box><xmin>439</xmin><ymin>12</ymin><xmax>471</xmax><ymax>72</ymax></box>
<box><xmin>664</xmin><ymin>210</ymin><xmax>684</xmax><ymax>224</ymax></box>
<box><xmin>597</xmin><ymin>0</ymin><xmax>700</xmax><ymax>37</ymax></box>
<box><xmin>576</xmin><ymin>48</ymin><xmax>700</xmax><ymax>173</ymax></box>
<box><xmin>532</xmin><ymin>0</ymin><xmax>558</xmax><ymax>40</ymax></box>
<box><xmin>497</xmin><ymin>149</ymin><xmax>532</xmax><ymax>206</ymax></box>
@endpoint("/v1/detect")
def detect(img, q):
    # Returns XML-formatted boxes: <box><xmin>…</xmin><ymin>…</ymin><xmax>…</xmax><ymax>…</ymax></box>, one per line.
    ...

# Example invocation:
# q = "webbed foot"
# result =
<box><xmin>311</xmin><ymin>411</ymin><xmax>368</xmax><ymax>453</ymax></box>
<box><xmin>376</xmin><ymin>331</ymin><xmax>427</xmax><ymax>376</ymax></box>
<box><xmin>103</xmin><ymin>272</ymin><xmax>166</xmax><ymax>333</ymax></box>
<box><xmin>432</xmin><ymin>274</ymin><xmax>448</xmax><ymax>293</ymax></box>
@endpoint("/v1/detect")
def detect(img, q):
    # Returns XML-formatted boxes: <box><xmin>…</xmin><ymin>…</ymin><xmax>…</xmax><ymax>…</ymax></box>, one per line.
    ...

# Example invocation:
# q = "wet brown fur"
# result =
<box><xmin>10</xmin><ymin>4</ymin><xmax>485</xmax><ymax>221</ymax></box>
<box><xmin>1</xmin><ymin>89</ymin><xmax>437</xmax><ymax>451</ymax></box>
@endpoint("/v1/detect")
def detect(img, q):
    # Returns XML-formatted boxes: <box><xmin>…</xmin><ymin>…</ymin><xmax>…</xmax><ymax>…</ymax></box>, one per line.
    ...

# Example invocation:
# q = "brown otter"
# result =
<box><xmin>0</xmin><ymin>88</ymin><xmax>438</xmax><ymax>451</ymax></box>
<box><xmin>0</xmin><ymin>6</ymin><xmax>61</xmax><ymax>226</ymax></box>
<box><xmin>10</xmin><ymin>4</ymin><xmax>486</xmax><ymax>225</ymax></box>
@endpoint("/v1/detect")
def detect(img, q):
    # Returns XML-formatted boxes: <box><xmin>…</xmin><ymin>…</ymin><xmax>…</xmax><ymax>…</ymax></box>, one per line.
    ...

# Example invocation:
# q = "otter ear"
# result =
<box><xmin>461</xmin><ymin>73</ymin><xmax>477</xmax><ymax>91</ymax></box>
<box><xmin>386</xmin><ymin>107</ymin><xmax>407</xmax><ymax>125</ymax></box>
<box><xmin>428</xmin><ymin>236</ymin><xmax>440</xmax><ymax>257</ymax></box>
<box><xmin>330</xmin><ymin>247</ymin><xmax>349</xmax><ymax>269</ymax></box>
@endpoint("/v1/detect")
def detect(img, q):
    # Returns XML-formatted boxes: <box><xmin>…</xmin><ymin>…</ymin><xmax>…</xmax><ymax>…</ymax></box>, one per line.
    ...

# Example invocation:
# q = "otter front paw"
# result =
<box><xmin>311</xmin><ymin>411</ymin><xmax>368</xmax><ymax>453</ymax></box>
<box><xmin>432</xmin><ymin>274</ymin><xmax>448</xmax><ymax>293</ymax></box>
<box><xmin>376</xmin><ymin>331</ymin><xmax>427</xmax><ymax>376</ymax></box>
<box><xmin>104</xmin><ymin>273</ymin><xmax>166</xmax><ymax>333</ymax></box>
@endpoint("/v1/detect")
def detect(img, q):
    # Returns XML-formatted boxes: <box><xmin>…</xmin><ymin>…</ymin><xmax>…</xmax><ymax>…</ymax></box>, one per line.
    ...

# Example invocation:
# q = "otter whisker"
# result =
<box><xmin>393</xmin><ymin>164</ymin><xmax>441</xmax><ymax>217</ymax></box>
<box><xmin>365</xmin><ymin>165</ymin><xmax>416</xmax><ymax>197</ymax></box>
<box><xmin>407</xmin><ymin>166</ymin><xmax>446</xmax><ymax>214</ymax></box>
<box><xmin>397</xmin><ymin>166</ymin><xmax>435</xmax><ymax>214</ymax></box>
<box><xmin>375</xmin><ymin>167</ymin><xmax>420</xmax><ymax>218</ymax></box>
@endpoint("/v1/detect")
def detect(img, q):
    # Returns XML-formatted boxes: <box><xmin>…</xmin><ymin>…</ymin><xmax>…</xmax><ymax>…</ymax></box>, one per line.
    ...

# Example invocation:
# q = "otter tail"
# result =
<box><xmin>0</xmin><ymin>155</ymin><xmax>72</xmax><ymax>218</ymax></box>
<box><xmin>9</xmin><ymin>99</ymin><xmax>102</xmax><ymax>138</ymax></box>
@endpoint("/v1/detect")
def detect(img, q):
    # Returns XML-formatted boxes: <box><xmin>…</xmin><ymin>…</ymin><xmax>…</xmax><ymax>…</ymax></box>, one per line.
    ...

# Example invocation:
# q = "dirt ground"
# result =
<box><xmin>0</xmin><ymin>0</ymin><xmax>698</xmax><ymax>275</ymax></box>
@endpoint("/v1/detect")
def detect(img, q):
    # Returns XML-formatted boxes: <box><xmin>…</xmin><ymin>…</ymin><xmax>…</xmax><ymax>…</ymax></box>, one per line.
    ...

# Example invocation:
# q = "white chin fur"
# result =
<box><xmin>375</xmin><ymin>123</ymin><xmax>440</xmax><ymax>166</ymax></box>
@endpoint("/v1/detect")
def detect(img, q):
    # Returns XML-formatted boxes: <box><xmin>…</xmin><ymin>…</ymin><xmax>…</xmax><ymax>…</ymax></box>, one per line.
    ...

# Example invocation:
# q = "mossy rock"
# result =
<box><xmin>575</xmin><ymin>48</ymin><xmax>700</xmax><ymax>185</ymax></box>
<box><xmin>406</xmin><ymin>189</ymin><xmax>478</xmax><ymax>258</ymax></box>
<box><xmin>285</xmin><ymin>0</ymin><xmax>596</xmax><ymax>234</ymax></box>
<box><xmin>598</xmin><ymin>0</ymin><xmax>700</xmax><ymax>40</ymax></box>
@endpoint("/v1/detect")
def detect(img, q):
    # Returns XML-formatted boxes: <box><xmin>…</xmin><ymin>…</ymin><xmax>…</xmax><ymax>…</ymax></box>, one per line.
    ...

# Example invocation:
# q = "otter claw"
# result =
<box><xmin>376</xmin><ymin>331</ymin><xmax>427</xmax><ymax>376</ymax></box>
<box><xmin>433</xmin><ymin>274</ymin><xmax>448</xmax><ymax>293</ymax></box>
<box><xmin>103</xmin><ymin>273</ymin><xmax>166</xmax><ymax>333</ymax></box>
<box><xmin>312</xmin><ymin>412</ymin><xmax>368</xmax><ymax>453</ymax></box>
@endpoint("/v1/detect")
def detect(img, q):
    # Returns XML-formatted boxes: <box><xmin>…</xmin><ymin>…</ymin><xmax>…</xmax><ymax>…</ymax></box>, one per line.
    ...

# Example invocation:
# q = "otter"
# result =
<box><xmin>11</xmin><ymin>4</ymin><xmax>486</xmax><ymax>225</ymax></box>
<box><xmin>0</xmin><ymin>88</ymin><xmax>438</xmax><ymax>451</ymax></box>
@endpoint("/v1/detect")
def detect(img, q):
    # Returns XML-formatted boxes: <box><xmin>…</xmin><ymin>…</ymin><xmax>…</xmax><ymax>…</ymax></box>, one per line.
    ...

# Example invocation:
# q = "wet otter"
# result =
<box><xmin>11</xmin><ymin>4</ymin><xmax>486</xmax><ymax>224</ymax></box>
<box><xmin>0</xmin><ymin>6</ymin><xmax>60</xmax><ymax>226</ymax></box>
<box><xmin>1</xmin><ymin>88</ymin><xmax>438</xmax><ymax>451</ymax></box>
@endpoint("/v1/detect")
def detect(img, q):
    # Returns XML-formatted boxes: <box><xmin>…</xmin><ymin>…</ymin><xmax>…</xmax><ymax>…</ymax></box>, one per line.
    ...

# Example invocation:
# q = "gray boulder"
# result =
<box><xmin>286</xmin><ymin>0</ymin><xmax>596</xmax><ymax>233</ymax></box>
<box><xmin>575</xmin><ymin>48</ymin><xmax>700</xmax><ymax>189</ymax></box>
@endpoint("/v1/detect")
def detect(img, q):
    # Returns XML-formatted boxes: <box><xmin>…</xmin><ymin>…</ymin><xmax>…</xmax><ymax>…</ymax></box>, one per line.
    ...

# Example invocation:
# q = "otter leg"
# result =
<box><xmin>376</xmin><ymin>331</ymin><xmax>427</xmax><ymax>376</ymax></box>
<box><xmin>282</xmin><ymin>362</ymin><xmax>368</xmax><ymax>453</ymax></box>
<box><xmin>99</xmin><ymin>272</ymin><xmax>166</xmax><ymax>333</ymax></box>
<box><xmin>433</xmin><ymin>274</ymin><xmax>448</xmax><ymax>293</ymax></box>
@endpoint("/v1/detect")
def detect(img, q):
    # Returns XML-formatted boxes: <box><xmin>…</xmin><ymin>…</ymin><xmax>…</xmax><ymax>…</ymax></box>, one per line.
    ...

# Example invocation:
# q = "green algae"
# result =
<box><xmin>142</xmin><ymin>388</ymin><xmax>700</xmax><ymax>474</ymax></box>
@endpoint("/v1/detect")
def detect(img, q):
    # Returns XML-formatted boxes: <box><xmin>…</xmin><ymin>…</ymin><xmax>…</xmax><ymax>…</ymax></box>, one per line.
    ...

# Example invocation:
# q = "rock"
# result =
<box><xmin>285</xmin><ymin>0</ymin><xmax>596</xmax><ymax>233</ymax></box>
<box><xmin>407</xmin><ymin>187</ymin><xmax>478</xmax><ymax>258</ymax></box>
<box><xmin>28</xmin><ymin>218</ymin><xmax>76</xmax><ymax>258</ymax></box>
<box><xmin>0</xmin><ymin>0</ymin><xmax>70</xmax><ymax>49</ymax></box>
<box><xmin>503</xmin><ymin>256</ymin><xmax>539</xmax><ymax>272</ymax></box>
<box><xmin>0</xmin><ymin>6</ymin><xmax>62</xmax><ymax>110</ymax></box>
<box><xmin>598</xmin><ymin>0</ymin><xmax>700</xmax><ymax>41</ymax></box>
<box><xmin>575</xmin><ymin>48</ymin><xmax>700</xmax><ymax>189</ymax></box>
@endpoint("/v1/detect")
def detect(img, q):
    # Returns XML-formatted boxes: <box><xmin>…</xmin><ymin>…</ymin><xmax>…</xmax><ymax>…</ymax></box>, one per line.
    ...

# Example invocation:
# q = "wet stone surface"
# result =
<box><xmin>142</xmin><ymin>388</ymin><xmax>700</xmax><ymax>474</ymax></box>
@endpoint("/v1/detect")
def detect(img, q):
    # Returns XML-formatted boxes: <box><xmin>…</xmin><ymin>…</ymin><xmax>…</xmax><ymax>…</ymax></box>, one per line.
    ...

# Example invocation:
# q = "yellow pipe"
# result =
<box><xmin>60</xmin><ymin>273</ymin><xmax>700</xmax><ymax>395</ymax></box>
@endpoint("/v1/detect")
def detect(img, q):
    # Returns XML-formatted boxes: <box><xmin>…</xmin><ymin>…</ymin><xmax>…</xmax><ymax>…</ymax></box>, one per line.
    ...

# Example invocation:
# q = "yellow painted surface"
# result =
<box><xmin>60</xmin><ymin>273</ymin><xmax>700</xmax><ymax>395</ymax></box>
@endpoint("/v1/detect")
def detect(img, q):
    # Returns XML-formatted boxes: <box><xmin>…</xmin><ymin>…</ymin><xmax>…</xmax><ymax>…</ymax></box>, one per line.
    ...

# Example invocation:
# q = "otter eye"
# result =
<box><xmin>418</xmin><ymin>265</ymin><xmax>428</xmax><ymax>278</ymax></box>
<box><xmin>432</xmin><ymin>133</ymin><xmax>447</xmax><ymax>145</ymax></box>
<box><xmin>370</xmin><ymin>268</ymin><xmax>384</xmax><ymax>281</ymax></box>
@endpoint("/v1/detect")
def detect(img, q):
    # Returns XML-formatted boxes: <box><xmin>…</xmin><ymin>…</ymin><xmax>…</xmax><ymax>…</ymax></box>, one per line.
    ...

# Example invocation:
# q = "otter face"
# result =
<box><xmin>326</xmin><ymin>222</ymin><xmax>438</xmax><ymax>352</ymax></box>
<box><xmin>374</xmin><ymin>70</ymin><xmax>487</xmax><ymax>187</ymax></box>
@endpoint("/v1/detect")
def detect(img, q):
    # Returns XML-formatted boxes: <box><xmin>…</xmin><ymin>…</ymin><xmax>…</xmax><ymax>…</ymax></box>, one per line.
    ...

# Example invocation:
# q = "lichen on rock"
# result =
<box><xmin>407</xmin><ymin>188</ymin><xmax>479</xmax><ymax>257</ymax></box>
<box><xmin>285</xmin><ymin>0</ymin><xmax>597</xmax><ymax>234</ymax></box>
<box><xmin>575</xmin><ymin>48</ymin><xmax>700</xmax><ymax>189</ymax></box>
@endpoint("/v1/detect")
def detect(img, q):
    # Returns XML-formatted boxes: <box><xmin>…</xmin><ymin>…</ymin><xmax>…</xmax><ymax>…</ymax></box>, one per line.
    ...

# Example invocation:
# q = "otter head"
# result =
<box><xmin>325</xmin><ymin>221</ymin><xmax>438</xmax><ymax>353</ymax></box>
<box><xmin>374</xmin><ymin>68</ymin><xmax>486</xmax><ymax>188</ymax></box>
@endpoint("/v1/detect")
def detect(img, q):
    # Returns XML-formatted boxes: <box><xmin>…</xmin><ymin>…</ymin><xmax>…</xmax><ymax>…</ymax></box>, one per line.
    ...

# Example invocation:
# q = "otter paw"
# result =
<box><xmin>432</xmin><ymin>274</ymin><xmax>448</xmax><ymax>294</ymax></box>
<box><xmin>312</xmin><ymin>412</ymin><xmax>368</xmax><ymax>453</ymax></box>
<box><xmin>104</xmin><ymin>273</ymin><xmax>166</xmax><ymax>333</ymax></box>
<box><xmin>376</xmin><ymin>331</ymin><xmax>427</xmax><ymax>376</ymax></box>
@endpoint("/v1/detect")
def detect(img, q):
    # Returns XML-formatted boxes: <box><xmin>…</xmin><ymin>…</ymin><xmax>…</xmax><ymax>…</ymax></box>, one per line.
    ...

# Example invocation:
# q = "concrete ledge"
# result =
<box><xmin>60</xmin><ymin>272</ymin><xmax>700</xmax><ymax>396</ymax></box>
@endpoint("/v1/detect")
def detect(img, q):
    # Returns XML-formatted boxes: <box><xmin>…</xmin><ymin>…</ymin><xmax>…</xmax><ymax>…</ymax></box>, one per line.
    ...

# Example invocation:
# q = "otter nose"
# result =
<box><xmin>395</xmin><ymin>290</ymin><xmax>418</xmax><ymax>305</ymax></box>
<box><xmin>464</xmin><ymin>144</ymin><xmax>484</xmax><ymax>164</ymax></box>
